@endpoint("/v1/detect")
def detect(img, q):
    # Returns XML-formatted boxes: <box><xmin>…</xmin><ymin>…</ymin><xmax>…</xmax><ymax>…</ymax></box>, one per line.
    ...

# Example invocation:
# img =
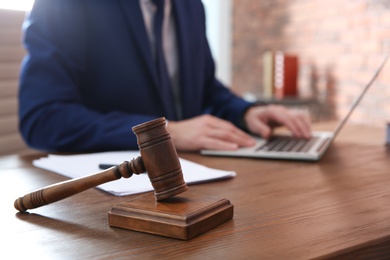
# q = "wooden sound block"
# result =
<box><xmin>108</xmin><ymin>192</ymin><xmax>233</xmax><ymax>240</ymax></box>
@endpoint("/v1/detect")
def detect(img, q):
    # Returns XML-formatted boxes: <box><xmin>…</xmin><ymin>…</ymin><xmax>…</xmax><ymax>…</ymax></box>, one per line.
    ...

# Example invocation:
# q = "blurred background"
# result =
<box><xmin>231</xmin><ymin>0</ymin><xmax>390</xmax><ymax>126</ymax></box>
<box><xmin>206</xmin><ymin>0</ymin><xmax>390</xmax><ymax>126</ymax></box>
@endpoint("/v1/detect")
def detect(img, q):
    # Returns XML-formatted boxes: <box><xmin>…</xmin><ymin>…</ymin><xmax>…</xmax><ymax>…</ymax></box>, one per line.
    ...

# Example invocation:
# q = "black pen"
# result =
<box><xmin>99</xmin><ymin>164</ymin><xmax>116</xmax><ymax>170</ymax></box>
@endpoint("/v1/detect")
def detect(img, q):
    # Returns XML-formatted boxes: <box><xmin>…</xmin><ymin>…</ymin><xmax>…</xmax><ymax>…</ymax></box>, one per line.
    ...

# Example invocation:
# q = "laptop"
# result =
<box><xmin>201</xmin><ymin>55</ymin><xmax>389</xmax><ymax>161</ymax></box>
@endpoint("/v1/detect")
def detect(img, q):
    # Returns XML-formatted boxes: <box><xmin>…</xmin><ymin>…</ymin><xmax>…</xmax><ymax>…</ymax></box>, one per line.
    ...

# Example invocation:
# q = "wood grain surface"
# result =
<box><xmin>1</xmin><ymin>122</ymin><xmax>390</xmax><ymax>259</ymax></box>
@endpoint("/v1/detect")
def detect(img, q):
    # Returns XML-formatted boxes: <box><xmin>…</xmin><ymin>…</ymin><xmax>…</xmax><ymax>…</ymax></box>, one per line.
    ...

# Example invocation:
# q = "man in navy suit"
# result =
<box><xmin>19</xmin><ymin>0</ymin><xmax>311</xmax><ymax>153</ymax></box>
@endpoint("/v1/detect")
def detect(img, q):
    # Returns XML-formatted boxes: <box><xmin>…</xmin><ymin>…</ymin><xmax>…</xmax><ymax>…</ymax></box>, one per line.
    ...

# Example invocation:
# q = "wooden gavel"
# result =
<box><xmin>14</xmin><ymin>117</ymin><xmax>188</xmax><ymax>212</ymax></box>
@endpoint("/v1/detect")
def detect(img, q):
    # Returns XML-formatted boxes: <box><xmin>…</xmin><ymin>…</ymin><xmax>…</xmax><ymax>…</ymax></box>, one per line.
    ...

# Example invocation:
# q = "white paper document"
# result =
<box><xmin>33</xmin><ymin>151</ymin><xmax>236</xmax><ymax>196</ymax></box>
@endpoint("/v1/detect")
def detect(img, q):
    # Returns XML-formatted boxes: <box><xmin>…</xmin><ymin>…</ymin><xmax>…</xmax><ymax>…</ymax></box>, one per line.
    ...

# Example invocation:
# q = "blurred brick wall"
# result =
<box><xmin>231</xmin><ymin>0</ymin><xmax>390</xmax><ymax>126</ymax></box>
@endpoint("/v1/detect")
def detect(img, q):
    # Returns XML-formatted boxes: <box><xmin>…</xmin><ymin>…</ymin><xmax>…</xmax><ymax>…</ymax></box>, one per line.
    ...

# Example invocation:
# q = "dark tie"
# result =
<box><xmin>152</xmin><ymin>0</ymin><xmax>177</xmax><ymax>120</ymax></box>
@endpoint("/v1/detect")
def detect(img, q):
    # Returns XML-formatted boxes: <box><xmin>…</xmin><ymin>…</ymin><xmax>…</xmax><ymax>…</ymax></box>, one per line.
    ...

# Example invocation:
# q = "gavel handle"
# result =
<box><xmin>14</xmin><ymin>158</ymin><xmax>145</xmax><ymax>212</ymax></box>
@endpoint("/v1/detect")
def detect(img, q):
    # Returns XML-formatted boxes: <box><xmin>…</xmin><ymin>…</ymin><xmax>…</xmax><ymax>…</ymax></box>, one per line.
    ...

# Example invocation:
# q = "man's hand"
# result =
<box><xmin>167</xmin><ymin>115</ymin><xmax>256</xmax><ymax>151</ymax></box>
<box><xmin>243</xmin><ymin>105</ymin><xmax>311</xmax><ymax>139</ymax></box>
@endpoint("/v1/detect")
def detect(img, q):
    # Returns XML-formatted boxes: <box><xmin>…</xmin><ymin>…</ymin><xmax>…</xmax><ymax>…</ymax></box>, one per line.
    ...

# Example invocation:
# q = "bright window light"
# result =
<box><xmin>0</xmin><ymin>0</ymin><xmax>34</xmax><ymax>11</ymax></box>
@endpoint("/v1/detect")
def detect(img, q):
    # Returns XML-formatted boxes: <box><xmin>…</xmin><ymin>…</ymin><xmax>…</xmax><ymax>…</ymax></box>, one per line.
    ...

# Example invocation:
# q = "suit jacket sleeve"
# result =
<box><xmin>175</xmin><ymin>0</ymin><xmax>253</xmax><ymax>127</ymax></box>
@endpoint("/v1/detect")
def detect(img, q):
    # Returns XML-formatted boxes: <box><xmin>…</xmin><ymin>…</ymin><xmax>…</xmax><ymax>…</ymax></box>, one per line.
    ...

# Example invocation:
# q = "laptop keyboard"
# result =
<box><xmin>255</xmin><ymin>136</ymin><xmax>320</xmax><ymax>153</ymax></box>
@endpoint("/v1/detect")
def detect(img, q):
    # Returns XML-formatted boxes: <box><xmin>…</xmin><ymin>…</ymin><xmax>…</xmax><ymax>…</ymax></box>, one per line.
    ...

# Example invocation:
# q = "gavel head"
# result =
<box><xmin>132</xmin><ymin>117</ymin><xmax>188</xmax><ymax>201</ymax></box>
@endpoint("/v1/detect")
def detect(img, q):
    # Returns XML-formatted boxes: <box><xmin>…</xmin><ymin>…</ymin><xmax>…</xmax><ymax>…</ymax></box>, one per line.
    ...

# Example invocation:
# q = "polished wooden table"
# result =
<box><xmin>2</xmin><ymin>122</ymin><xmax>390</xmax><ymax>259</ymax></box>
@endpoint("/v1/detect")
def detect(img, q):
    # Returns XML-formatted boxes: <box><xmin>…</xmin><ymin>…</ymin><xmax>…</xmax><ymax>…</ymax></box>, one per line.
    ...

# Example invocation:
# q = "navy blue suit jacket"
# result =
<box><xmin>19</xmin><ymin>0</ymin><xmax>253</xmax><ymax>152</ymax></box>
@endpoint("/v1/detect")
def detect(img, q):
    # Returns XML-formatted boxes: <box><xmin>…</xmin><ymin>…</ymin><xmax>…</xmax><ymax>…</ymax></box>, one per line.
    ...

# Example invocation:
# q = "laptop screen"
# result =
<box><xmin>333</xmin><ymin>54</ymin><xmax>389</xmax><ymax>138</ymax></box>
